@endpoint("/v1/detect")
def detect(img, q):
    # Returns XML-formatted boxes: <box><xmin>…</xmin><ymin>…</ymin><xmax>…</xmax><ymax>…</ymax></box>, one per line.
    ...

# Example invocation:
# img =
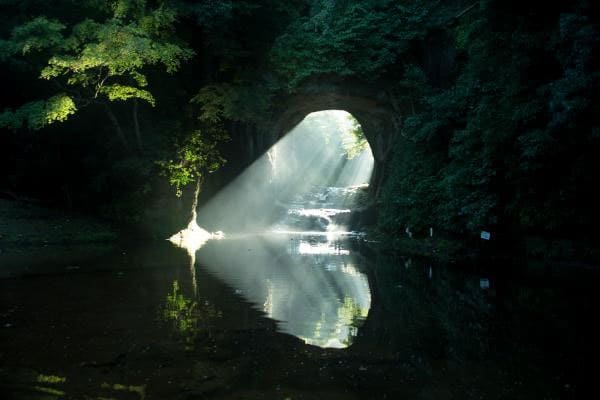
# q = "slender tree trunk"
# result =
<box><xmin>132</xmin><ymin>99</ymin><xmax>142</xmax><ymax>152</ymax></box>
<box><xmin>190</xmin><ymin>176</ymin><xmax>202</xmax><ymax>224</ymax></box>
<box><xmin>103</xmin><ymin>103</ymin><xmax>129</xmax><ymax>149</ymax></box>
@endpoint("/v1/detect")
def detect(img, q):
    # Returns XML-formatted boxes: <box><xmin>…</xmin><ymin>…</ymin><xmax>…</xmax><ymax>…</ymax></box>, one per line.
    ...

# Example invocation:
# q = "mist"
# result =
<box><xmin>197</xmin><ymin>110</ymin><xmax>374</xmax><ymax>234</ymax></box>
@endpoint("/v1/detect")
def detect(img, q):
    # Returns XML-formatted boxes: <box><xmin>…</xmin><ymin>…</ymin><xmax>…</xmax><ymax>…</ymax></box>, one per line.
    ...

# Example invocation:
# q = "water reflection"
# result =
<box><xmin>3</xmin><ymin>241</ymin><xmax>599</xmax><ymax>398</ymax></box>
<box><xmin>161</xmin><ymin>280</ymin><xmax>223</xmax><ymax>346</ymax></box>
<box><xmin>194</xmin><ymin>234</ymin><xmax>371</xmax><ymax>348</ymax></box>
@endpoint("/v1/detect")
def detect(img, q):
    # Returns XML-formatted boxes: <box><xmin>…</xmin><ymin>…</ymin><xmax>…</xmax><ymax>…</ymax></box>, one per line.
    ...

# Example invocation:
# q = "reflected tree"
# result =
<box><xmin>161</xmin><ymin>280</ymin><xmax>222</xmax><ymax>346</ymax></box>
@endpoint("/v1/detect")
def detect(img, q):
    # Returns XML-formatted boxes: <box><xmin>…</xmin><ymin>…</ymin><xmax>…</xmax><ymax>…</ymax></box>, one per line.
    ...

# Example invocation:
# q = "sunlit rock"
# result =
<box><xmin>168</xmin><ymin>219</ymin><xmax>224</xmax><ymax>253</ymax></box>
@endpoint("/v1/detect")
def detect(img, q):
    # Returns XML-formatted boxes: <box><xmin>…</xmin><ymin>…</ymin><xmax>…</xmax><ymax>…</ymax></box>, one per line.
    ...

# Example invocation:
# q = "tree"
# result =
<box><xmin>0</xmin><ymin>0</ymin><xmax>193</xmax><ymax>151</ymax></box>
<box><xmin>379</xmin><ymin>0</ymin><xmax>600</xmax><ymax>242</ymax></box>
<box><xmin>158</xmin><ymin>94</ymin><xmax>229</xmax><ymax>223</ymax></box>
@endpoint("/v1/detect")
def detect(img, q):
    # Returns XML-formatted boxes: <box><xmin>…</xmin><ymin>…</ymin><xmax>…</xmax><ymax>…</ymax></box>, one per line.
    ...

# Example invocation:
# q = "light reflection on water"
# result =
<box><xmin>193</xmin><ymin>234</ymin><xmax>371</xmax><ymax>348</ymax></box>
<box><xmin>171</xmin><ymin>179</ymin><xmax>372</xmax><ymax>348</ymax></box>
<box><xmin>2</xmin><ymin>239</ymin><xmax>599</xmax><ymax>398</ymax></box>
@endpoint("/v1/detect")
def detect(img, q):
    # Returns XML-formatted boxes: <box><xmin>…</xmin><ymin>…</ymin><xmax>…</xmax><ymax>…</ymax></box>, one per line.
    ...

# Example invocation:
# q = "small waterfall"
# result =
<box><xmin>272</xmin><ymin>184</ymin><xmax>369</xmax><ymax>235</ymax></box>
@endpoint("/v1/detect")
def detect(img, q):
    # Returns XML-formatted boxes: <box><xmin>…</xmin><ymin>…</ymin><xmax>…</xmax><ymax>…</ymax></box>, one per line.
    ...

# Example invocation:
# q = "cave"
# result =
<box><xmin>225</xmin><ymin>77</ymin><xmax>400</xmax><ymax>201</ymax></box>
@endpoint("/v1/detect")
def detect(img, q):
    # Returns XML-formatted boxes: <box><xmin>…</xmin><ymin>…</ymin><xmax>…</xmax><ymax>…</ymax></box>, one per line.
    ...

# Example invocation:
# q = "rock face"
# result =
<box><xmin>217</xmin><ymin>33</ymin><xmax>457</xmax><ymax>204</ymax></box>
<box><xmin>216</xmin><ymin>28</ymin><xmax>459</xmax><ymax>203</ymax></box>
<box><xmin>269</xmin><ymin>77</ymin><xmax>399</xmax><ymax>199</ymax></box>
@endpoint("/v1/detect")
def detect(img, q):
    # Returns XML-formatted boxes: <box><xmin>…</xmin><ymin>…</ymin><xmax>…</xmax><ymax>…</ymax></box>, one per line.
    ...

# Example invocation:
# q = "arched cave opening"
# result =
<box><xmin>196</xmin><ymin>109</ymin><xmax>377</xmax><ymax>234</ymax></box>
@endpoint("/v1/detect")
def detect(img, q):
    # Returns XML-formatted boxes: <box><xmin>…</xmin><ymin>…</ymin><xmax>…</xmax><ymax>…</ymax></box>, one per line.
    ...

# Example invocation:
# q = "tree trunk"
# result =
<box><xmin>103</xmin><ymin>103</ymin><xmax>129</xmax><ymax>149</ymax></box>
<box><xmin>190</xmin><ymin>176</ymin><xmax>202</xmax><ymax>224</ymax></box>
<box><xmin>132</xmin><ymin>99</ymin><xmax>142</xmax><ymax>152</ymax></box>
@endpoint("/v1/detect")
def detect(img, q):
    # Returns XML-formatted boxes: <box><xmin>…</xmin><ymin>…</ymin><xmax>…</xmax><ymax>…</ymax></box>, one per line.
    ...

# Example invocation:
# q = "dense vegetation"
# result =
<box><xmin>379</xmin><ymin>1</ymin><xmax>599</xmax><ymax>251</ymax></box>
<box><xmin>0</xmin><ymin>0</ymin><xmax>598</xmax><ymax>255</ymax></box>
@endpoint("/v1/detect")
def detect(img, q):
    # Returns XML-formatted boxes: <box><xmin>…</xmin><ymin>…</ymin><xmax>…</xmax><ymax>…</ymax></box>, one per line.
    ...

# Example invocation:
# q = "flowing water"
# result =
<box><xmin>1</xmin><ymin>187</ymin><xmax>599</xmax><ymax>399</ymax></box>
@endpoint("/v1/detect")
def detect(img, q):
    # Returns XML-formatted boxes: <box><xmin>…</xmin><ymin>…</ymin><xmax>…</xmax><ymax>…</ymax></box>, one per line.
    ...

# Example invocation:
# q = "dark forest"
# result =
<box><xmin>1</xmin><ymin>1</ymin><xmax>599</xmax><ymax>399</ymax></box>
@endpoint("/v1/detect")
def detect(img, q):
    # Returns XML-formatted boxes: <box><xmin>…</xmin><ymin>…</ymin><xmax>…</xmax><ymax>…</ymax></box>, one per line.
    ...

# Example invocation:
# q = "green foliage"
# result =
<box><xmin>161</xmin><ymin>280</ymin><xmax>223</xmax><ymax>343</ymax></box>
<box><xmin>191</xmin><ymin>84</ymin><xmax>238</xmax><ymax>123</ymax></box>
<box><xmin>0</xmin><ymin>16</ymin><xmax>65</xmax><ymax>58</ymax></box>
<box><xmin>0</xmin><ymin>93</ymin><xmax>76</xmax><ymax>129</ymax></box>
<box><xmin>379</xmin><ymin>0</ymin><xmax>600</xmax><ymax>239</ymax></box>
<box><xmin>191</xmin><ymin>82</ymin><xmax>274</xmax><ymax>124</ymax></box>
<box><xmin>1</xmin><ymin>0</ymin><xmax>597</xmax><ymax>248</ymax></box>
<box><xmin>341</xmin><ymin>115</ymin><xmax>368</xmax><ymax>159</ymax></box>
<box><xmin>269</xmin><ymin>0</ymin><xmax>459</xmax><ymax>88</ymax></box>
<box><xmin>162</xmin><ymin>280</ymin><xmax>198</xmax><ymax>336</ymax></box>
<box><xmin>0</xmin><ymin>1</ymin><xmax>193</xmax><ymax>129</ymax></box>
<box><xmin>158</xmin><ymin>124</ymin><xmax>228</xmax><ymax>197</ymax></box>
<box><xmin>99</xmin><ymin>84</ymin><xmax>155</xmax><ymax>105</ymax></box>
<box><xmin>37</xmin><ymin>9</ymin><xmax>193</xmax><ymax>94</ymax></box>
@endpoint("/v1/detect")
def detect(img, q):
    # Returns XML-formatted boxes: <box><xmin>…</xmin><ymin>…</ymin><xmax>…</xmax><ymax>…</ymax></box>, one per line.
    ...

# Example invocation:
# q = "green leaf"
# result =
<box><xmin>0</xmin><ymin>94</ymin><xmax>76</xmax><ymax>130</ymax></box>
<box><xmin>100</xmin><ymin>84</ymin><xmax>155</xmax><ymax>106</ymax></box>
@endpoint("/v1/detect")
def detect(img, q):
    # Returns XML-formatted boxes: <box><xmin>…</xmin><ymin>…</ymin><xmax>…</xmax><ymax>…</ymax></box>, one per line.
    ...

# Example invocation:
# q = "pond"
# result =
<box><xmin>1</xmin><ymin>233</ymin><xmax>599</xmax><ymax>399</ymax></box>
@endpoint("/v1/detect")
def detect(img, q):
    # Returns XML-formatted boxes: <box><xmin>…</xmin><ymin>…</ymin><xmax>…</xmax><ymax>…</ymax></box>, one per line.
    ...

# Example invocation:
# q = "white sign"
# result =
<box><xmin>480</xmin><ymin>231</ymin><xmax>491</xmax><ymax>240</ymax></box>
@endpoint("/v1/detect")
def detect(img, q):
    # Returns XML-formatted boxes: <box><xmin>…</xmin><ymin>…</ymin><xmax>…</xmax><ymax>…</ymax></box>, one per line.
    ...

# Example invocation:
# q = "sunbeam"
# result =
<box><xmin>165</xmin><ymin>110</ymin><xmax>374</xmax><ymax>349</ymax></box>
<box><xmin>196</xmin><ymin>110</ymin><xmax>374</xmax><ymax>235</ymax></box>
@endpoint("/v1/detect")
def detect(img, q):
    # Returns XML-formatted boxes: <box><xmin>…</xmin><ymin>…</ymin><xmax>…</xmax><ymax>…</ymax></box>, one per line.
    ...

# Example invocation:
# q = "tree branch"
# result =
<box><xmin>448</xmin><ymin>2</ymin><xmax>478</xmax><ymax>26</ymax></box>
<box><xmin>132</xmin><ymin>98</ymin><xmax>142</xmax><ymax>152</ymax></box>
<box><xmin>103</xmin><ymin>103</ymin><xmax>130</xmax><ymax>150</ymax></box>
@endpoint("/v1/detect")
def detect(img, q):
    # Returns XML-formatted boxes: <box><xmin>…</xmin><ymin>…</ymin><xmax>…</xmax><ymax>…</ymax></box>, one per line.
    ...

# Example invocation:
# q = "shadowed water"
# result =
<box><xmin>1</xmin><ymin>238</ymin><xmax>599</xmax><ymax>399</ymax></box>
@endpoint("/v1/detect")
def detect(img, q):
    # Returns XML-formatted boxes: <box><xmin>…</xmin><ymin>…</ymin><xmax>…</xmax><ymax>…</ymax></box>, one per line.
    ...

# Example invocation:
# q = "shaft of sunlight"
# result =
<box><xmin>169</xmin><ymin>110</ymin><xmax>374</xmax><ymax>349</ymax></box>
<box><xmin>197</xmin><ymin>110</ymin><xmax>374</xmax><ymax>235</ymax></box>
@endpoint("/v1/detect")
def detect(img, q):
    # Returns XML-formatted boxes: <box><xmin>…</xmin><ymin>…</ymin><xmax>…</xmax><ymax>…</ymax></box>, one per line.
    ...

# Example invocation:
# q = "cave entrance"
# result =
<box><xmin>266</xmin><ymin>82</ymin><xmax>397</xmax><ymax>201</ymax></box>
<box><xmin>270</xmin><ymin>110</ymin><xmax>374</xmax><ymax>189</ymax></box>
<box><xmin>262</xmin><ymin>109</ymin><xmax>374</xmax><ymax>233</ymax></box>
<box><xmin>196</xmin><ymin>110</ymin><xmax>374</xmax><ymax>234</ymax></box>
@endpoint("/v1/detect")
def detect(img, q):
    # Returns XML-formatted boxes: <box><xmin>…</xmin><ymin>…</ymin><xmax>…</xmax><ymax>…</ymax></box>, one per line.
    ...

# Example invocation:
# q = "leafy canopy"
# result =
<box><xmin>0</xmin><ymin>0</ymin><xmax>193</xmax><ymax>130</ymax></box>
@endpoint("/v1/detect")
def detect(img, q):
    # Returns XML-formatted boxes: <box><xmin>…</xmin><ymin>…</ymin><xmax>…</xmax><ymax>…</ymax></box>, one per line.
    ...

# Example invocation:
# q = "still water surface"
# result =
<box><xmin>198</xmin><ymin>234</ymin><xmax>371</xmax><ymax>349</ymax></box>
<box><xmin>1</xmin><ymin>235</ymin><xmax>599</xmax><ymax>399</ymax></box>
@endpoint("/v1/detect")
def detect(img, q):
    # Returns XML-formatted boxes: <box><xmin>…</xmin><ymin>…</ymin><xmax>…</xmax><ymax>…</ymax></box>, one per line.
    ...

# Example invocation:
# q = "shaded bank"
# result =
<box><xmin>0</xmin><ymin>199</ymin><xmax>116</xmax><ymax>247</ymax></box>
<box><xmin>365</xmin><ymin>229</ymin><xmax>600</xmax><ymax>268</ymax></box>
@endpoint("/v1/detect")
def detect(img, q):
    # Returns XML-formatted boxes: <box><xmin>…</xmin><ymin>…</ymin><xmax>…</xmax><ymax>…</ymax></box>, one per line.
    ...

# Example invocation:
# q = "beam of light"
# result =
<box><xmin>170</xmin><ymin>110</ymin><xmax>374</xmax><ymax>348</ymax></box>
<box><xmin>335</xmin><ymin>148</ymin><xmax>375</xmax><ymax>187</ymax></box>
<box><xmin>196</xmin><ymin>110</ymin><xmax>374</xmax><ymax>234</ymax></box>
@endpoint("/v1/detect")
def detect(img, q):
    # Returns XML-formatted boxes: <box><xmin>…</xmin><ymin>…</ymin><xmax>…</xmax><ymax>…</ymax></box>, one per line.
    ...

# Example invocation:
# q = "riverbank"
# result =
<box><xmin>367</xmin><ymin>229</ymin><xmax>600</xmax><ymax>269</ymax></box>
<box><xmin>365</xmin><ymin>233</ymin><xmax>469</xmax><ymax>263</ymax></box>
<box><xmin>0</xmin><ymin>199</ymin><xmax>118</xmax><ymax>247</ymax></box>
<box><xmin>2</xmin><ymin>197</ymin><xmax>597</xmax><ymax>270</ymax></box>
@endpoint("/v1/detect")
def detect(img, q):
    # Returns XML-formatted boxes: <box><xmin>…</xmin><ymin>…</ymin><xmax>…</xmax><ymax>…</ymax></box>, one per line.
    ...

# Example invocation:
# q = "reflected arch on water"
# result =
<box><xmin>193</xmin><ymin>234</ymin><xmax>371</xmax><ymax>349</ymax></box>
